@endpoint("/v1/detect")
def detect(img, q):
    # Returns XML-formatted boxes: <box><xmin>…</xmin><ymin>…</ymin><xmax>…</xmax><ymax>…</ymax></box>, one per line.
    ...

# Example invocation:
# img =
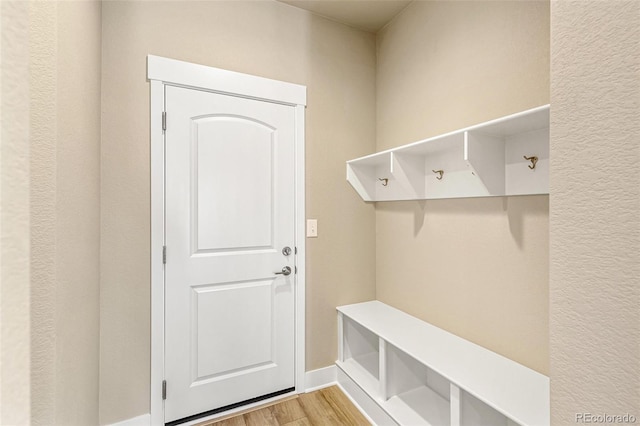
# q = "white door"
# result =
<box><xmin>164</xmin><ymin>85</ymin><xmax>296</xmax><ymax>423</ymax></box>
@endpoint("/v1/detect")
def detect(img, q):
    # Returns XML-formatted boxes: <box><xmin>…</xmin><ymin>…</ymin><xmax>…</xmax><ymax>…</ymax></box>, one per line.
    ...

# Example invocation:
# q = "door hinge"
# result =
<box><xmin>162</xmin><ymin>246</ymin><xmax>166</xmax><ymax>264</ymax></box>
<box><xmin>162</xmin><ymin>111</ymin><xmax>167</xmax><ymax>132</ymax></box>
<box><xmin>162</xmin><ymin>380</ymin><xmax>167</xmax><ymax>400</ymax></box>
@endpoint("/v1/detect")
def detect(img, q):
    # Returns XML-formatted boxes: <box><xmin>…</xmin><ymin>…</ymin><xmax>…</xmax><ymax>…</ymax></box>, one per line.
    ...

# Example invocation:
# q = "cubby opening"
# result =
<box><xmin>346</xmin><ymin>152</ymin><xmax>392</xmax><ymax>201</ymax></box>
<box><xmin>465</xmin><ymin>107</ymin><xmax>549</xmax><ymax>197</ymax></box>
<box><xmin>384</xmin><ymin>343</ymin><xmax>450</xmax><ymax>426</ymax></box>
<box><xmin>503</xmin><ymin>127</ymin><xmax>549</xmax><ymax>196</ymax></box>
<box><xmin>340</xmin><ymin>316</ymin><xmax>380</xmax><ymax>396</ymax></box>
<box><xmin>395</xmin><ymin>132</ymin><xmax>488</xmax><ymax>200</ymax></box>
<box><xmin>461</xmin><ymin>390</ymin><xmax>517</xmax><ymax>426</ymax></box>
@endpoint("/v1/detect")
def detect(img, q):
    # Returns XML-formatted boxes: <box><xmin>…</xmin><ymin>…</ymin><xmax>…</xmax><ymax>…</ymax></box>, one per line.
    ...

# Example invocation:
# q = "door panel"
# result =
<box><xmin>193</xmin><ymin>115</ymin><xmax>274</xmax><ymax>252</ymax></box>
<box><xmin>192</xmin><ymin>281</ymin><xmax>274</xmax><ymax>381</ymax></box>
<box><xmin>164</xmin><ymin>85</ymin><xmax>296</xmax><ymax>423</ymax></box>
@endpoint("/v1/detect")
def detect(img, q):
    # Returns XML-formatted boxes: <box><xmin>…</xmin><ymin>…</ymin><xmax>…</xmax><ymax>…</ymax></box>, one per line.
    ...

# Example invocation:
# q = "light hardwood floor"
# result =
<box><xmin>199</xmin><ymin>386</ymin><xmax>371</xmax><ymax>426</ymax></box>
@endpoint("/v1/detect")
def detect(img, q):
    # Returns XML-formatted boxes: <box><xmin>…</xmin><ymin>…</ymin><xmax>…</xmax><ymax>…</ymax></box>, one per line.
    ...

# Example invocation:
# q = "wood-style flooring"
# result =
<box><xmin>199</xmin><ymin>386</ymin><xmax>371</xmax><ymax>426</ymax></box>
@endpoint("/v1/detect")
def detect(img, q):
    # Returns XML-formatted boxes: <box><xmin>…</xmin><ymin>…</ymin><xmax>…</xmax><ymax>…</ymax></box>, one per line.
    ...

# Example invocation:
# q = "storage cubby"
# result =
<box><xmin>460</xmin><ymin>390</ymin><xmax>519</xmax><ymax>426</ymax></box>
<box><xmin>346</xmin><ymin>152</ymin><xmax>394</xmax><ymax>202</ymax></box>
<box><xmin>394</xmin><ymin>133</ymin><xmax>487</xmax><ymax>200</ymax></box>
<box><xmin>336</xmin><ymin>301</ymin><xmax>549</xmax><ymax>426</ymax></box>
<box><xmin>503</xmin><ymin>127</ymin><xmax>549</xmax><ymax>196</ymax></box>
<box><xmin>346</xmin><ymin>105</ymin><xmax>549</xmax><ymax>201</ymax></box>
<box><xmin>337</xmin><ymin>314</ymin><xmax>380</xmax><ymax>398</ymax></box>
<box><xmin>384</xmin><ymin>343</ymin><xmax>450</xmax><ymax>425</ymax></box>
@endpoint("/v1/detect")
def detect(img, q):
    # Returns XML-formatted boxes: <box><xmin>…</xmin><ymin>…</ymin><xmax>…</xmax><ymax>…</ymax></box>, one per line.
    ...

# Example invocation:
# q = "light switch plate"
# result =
<box><xmin>306</xmin><ymin>219</ymin><xmax>318</xmax><ymax>238</ymax></box>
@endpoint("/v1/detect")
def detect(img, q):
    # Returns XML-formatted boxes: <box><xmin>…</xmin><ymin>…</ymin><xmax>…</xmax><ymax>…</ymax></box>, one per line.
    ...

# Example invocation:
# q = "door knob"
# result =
<box><xmin>282</xmin><ymin>246</ymin><xmax>292</xmax><ymax>256</ymax></box>
<box><xmin>274</xmin><ymin>266</ymin><xmax>292</xmax><ymax>276</ymax></box>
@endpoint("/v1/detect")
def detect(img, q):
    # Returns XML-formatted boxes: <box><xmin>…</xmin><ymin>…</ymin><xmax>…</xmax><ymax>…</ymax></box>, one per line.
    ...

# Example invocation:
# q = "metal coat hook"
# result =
<box><xmin>432</xmin><ymin>170</ymin><xmax>444</xmax><ymax>180</ymax></box>
<box><xmin>523</xmin><ymin>155</ymin><xmax>538</xmax><ymax>170</ymax></box>
<box><xmin>378</xmin><ymin>178</ymin><xmax>389</xmax><ymax>186</ymax></box>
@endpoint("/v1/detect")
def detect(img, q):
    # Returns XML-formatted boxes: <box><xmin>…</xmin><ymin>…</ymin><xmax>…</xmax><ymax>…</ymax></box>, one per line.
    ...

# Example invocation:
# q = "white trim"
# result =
<box><xmin>294</xmin><ymin>104</ymin><xmax>307</xmax><ymax>393</ymax></box>
<box><xmin>107</xmin><ymin>413</ymin><xmax>151</xmax><ymax>426</ymax></box>
<box><xmin>147</xmin><ymin>55</ymin><xmax>306</xmax><ymax>107</ymax></box>
<box><xmin>450</xmin><ymin>383</ymin><xmax>461</xmax><ymax>426</ymax></box>
<box><xmin>149</xmin><ymin>80</ymin><xmax>165</xmax><ymax>426</ymax></box>
<box><xmin>149</xmin><ymin>56</ymin><xmax>306</xmax><ymax>425</ymax></box>
<box><xmin>304</xmin><ymin>365</ymin><xmax>337</xmax><ymax>392</ymax></box>
<box><xmin>337</xmin><ymin>312</ymin><xmax>344</xmax><ymax>362</ymax></box>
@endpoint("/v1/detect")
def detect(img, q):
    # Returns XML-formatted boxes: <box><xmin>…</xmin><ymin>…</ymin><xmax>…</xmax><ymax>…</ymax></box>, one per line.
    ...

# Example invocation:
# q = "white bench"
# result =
<box><xmin>336</xmin><ymin>301</ymin><xmax>549</xmax><ymax>426</ymax></box>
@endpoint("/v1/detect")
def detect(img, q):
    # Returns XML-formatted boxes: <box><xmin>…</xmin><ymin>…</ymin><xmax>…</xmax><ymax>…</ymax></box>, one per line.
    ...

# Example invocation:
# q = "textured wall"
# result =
<box><xmin>375</xmin><ymin>1</ymin><xmax>550</xmax><ymax>374</ymax></box>
<box><xmin>0</xmin><ymin>2</ymin><xmax>32</xmax><ymax>423</ymax></box>
<box><xmin>550</xmin><ymin>1</ymin><xmax>640</xmax><ymax>423</ymax></box>
<box><xmin>28</xmin><ymin>1</ymin><xmax>102</xmax><ymax>425</ymax></box>
<box><xmin>54</xmin><ymin>2</ymin><xmax>102</xmax><ymax>424</ymax></box>
<box><xmin>100</xmin><ymin>2</ymin><xmax>376</xmax><ymax>423</ymax></box>
<box><xmin>29</xmin><ymin>1</ymin><xmax>57</xmax><ymax>423</ymax></box>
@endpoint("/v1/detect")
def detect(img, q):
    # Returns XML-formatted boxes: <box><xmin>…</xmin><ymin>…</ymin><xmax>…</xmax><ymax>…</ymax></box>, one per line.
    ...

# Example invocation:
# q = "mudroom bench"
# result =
<box><xmin>336</xmin><ymin>301</ymin><xmax>549</xmax><ymax>426</ymax></box>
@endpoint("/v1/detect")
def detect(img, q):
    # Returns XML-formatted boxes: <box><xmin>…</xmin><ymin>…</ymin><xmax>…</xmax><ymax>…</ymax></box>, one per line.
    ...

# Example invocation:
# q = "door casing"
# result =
<box><xmin>147</xmin><ymin>55</ymin><xmax>306</xmax><ymax>425</ymax></box>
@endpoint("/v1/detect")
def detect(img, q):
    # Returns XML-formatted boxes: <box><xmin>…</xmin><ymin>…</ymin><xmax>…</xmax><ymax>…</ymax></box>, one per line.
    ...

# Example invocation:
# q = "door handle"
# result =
<box><xmin>274</xmin><ymin>266</ymin><xmax>292</xmax><ymax>276</ymax></box>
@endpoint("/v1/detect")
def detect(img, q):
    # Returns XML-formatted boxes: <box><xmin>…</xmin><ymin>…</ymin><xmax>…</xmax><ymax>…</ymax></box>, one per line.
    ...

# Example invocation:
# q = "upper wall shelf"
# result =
<box><xmin>346</xmin><ymin>105</ymin><xmax>549</xmax><ymax>201</ymax></box>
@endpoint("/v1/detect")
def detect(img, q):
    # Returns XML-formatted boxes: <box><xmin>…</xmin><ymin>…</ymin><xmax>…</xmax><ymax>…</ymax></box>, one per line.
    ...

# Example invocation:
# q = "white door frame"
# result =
<box><xmin>147</xmin><ymin>55</ymin><xmax>306</xmax><ymax>425</ymax></box>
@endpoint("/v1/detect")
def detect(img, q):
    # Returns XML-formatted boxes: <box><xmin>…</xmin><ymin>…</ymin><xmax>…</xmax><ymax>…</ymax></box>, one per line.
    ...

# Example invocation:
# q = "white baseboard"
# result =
<box><xmin>304</xmin><ymin>364</ymin><xmax>337</xmax><ymax>392</ymax></box>
<box><xmin>107</xmin><ymin>413</ymin><xmax>151</xmax><ymax>426</ymax></box>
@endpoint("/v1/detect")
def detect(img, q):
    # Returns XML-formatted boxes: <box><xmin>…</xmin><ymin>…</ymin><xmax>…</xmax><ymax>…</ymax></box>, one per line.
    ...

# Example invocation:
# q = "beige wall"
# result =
<box><xmin>100</xmin><ymin>2</ymin><xmax>376</xmax><ymax>423</ymax></box>
<box><xmin>550</xmin><ymin>1</ymin><xmax>640</xmax><ymax>423</ymax></box>
<box><xmin>0</xmin><ymin>2</ymin><xmax>32</xmax><ymax>423</ymax></box>
<box><xmin>4</xmin><ymin>1</ymin><xmax>638</xmax><ymax>424</ymax></box>
<box><xmin>54</xmin><ymin>2</ymin><xmax>102</xmax><ymax>424</ymax></box>
<box><xmin>29</xmin><ymin>1</ymin><xmax>102</xmax><ymax>425</ymax></box>
<box><xmin>375</xmin><ymin>1</ymin><xmax>550</xmax><ymax>375</ymax></box>
<box><xmin>29</xmin><ymin>1</ymin><xmax>57</xmax><ymax>422</ymax></box>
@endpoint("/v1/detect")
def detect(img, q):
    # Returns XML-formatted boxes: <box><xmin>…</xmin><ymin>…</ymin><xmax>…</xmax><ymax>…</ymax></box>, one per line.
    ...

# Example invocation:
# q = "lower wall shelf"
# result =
<box><xmin>337</xmin><ymin>354</ymin><xmax>380</xmax><ymax>398</ymax></box>
<box><xmin>337</xmin><ymin>301</ymin><xmax>549</xmax><ymax>426</ymax></box>
<box><xmin>337</xmin><ymin>361</ymin><xmax>451</xmax><ymax>426</ymax></box>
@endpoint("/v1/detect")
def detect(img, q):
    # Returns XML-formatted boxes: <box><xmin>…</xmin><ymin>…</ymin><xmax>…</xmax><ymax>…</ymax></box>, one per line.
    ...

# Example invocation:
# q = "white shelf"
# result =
<box><xmin>337</xmin><ymin>354</ymin><xmax>380</xmax><ymax>398</ymax></box>
<box><xmin>337</xmin><ymin>301</ymin><xmax>549</xmax><ymax>426</ymax></box>
<box><xmin>386</xmin><ymin>385</ymin><xmax>450</xmax><ymax>426</ymax></box>
<box><xmin>346</xmin><ymin>105</ymin><xmax>549</xmax><ymax>201</ymax></box>
<box><xmin>337</xmin><ymin>360</ymin><xmax>450</xmax><ymax>426</ymax></box>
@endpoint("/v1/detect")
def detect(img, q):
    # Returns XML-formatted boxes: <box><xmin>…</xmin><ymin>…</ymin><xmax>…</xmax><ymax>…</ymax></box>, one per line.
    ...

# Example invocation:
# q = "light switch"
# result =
<box><xmin>306</xmin><ymin>219</ymin><xmax>318</xmax><ymax>238</ymax></box>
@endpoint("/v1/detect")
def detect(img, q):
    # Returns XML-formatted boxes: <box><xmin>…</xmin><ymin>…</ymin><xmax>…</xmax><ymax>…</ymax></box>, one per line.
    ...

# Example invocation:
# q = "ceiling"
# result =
<box><xmin>277</xmin><ymin>0</ymin><xmax>413</xmax><ymax>32</ymax></box>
